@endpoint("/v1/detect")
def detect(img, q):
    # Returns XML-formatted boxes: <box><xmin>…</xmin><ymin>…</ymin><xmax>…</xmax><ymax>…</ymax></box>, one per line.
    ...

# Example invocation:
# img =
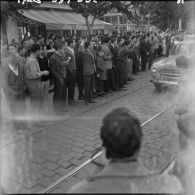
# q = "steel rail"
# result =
<box><xmin>3</xmin><ymin>84</ymin><xmax>151</xmax><ymax>148</ymax></box>
<box><xmin>38</xmin><ymin>104</ymin><xmax>173</xmax><ymax>194</ymax></box>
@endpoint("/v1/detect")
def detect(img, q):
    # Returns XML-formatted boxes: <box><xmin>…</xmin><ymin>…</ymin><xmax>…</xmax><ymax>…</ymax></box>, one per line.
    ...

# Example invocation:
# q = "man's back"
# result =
<box><xmin>68</xmin><ymin>160</ymin><xmax>183</xmax><ymax>194</ymax></box>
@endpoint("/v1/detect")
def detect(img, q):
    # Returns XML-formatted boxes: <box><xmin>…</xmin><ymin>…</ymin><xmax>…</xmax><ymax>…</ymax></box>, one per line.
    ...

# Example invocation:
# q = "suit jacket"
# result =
<box><xmin>82</xmin><ymin>49</ymin><xmax>96</xmax><ymax>76</ymax></box>
<box><xmin>64</xmin><ymin>47</ymin><xmax>76</xmax><ymax>73</ymax></box>
<box><xmin>109</xmin><ymin>44</ymin><xmax>118</xmax><ymax>66</ymax></box>
<box><xmin>49</xmin><ymin>52</ymin><xmax>64</xmax><ymax>81</ymax></box>
<box><xmin>139</xmin><ymin>37</ymin><xmax>149</xmax><ymax>54</ymax></box>
<box><xmin>117</xmin><ymin>46</ymin><xmax>133</xmax><ymax>68</ymax></box>
<box><xmin>102</xmin><ymin>43</ymin><xmax>113</xmax><ymax>70</ymax></box>
<box><xmin>68</xmin><ymin>160</ymin><xmax>183</xmax><ymax>194</ymax></box>
<box><xmin>96</xmin><ymin>55</ymin><xmax>107</xmax><ymax>80</ymax></box>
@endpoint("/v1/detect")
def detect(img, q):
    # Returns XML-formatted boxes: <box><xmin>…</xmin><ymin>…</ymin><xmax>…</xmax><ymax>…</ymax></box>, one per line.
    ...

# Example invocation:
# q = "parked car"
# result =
<box><xmin>150</xmin><ymin>40</ymin><xmax>194</xmax><ymax>91</ymax></box>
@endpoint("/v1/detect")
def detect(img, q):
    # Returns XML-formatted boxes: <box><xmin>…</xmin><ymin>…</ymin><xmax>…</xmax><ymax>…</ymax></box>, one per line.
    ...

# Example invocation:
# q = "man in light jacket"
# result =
<box><xmin>68</xmin><ymin>108</ymin><xmax>183</xmax><ymax>194</ymax></box>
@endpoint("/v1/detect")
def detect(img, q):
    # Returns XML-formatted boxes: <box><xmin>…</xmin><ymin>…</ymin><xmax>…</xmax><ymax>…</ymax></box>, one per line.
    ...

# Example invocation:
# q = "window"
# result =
<box><xmin>124</xmin><ymin>16</ymin><xmax>127</xmax><ymax>24</ymax></box>
<box><xmin>105</xmin><ymin>17</ymin><xmax>111</xmax><ymax>23</ymax></box>
<box><xmin>119</xmin><ymin>16</ymin><xmax>124</xmax><ymax>24</ymax></box>
<box><xmin>112</xmin><ymin>16</ymin><xmax>117</xmax><ymax>24</ymax></box>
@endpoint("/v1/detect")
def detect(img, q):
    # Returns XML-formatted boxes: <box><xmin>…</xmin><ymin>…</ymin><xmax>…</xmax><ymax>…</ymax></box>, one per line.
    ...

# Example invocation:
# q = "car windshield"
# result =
<box><xmin>170</xmin><ymin>43</ymin><xmax>194</xmax><ymax>55</ymax></box>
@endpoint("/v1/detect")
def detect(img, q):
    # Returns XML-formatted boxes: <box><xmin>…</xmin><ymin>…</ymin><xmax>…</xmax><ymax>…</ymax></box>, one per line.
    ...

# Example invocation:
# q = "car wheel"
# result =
<box><xmin>154</xmin><ymin>83</ymin><xmax>162</xmax><ymax>92</ymax></box>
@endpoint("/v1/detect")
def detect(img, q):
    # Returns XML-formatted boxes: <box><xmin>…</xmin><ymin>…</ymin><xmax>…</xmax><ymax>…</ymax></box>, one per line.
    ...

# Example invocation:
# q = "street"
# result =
<box><xmin>1</xmin><ymin>71</ymin><xmax>180</xmax><ymax>193</ymax></box>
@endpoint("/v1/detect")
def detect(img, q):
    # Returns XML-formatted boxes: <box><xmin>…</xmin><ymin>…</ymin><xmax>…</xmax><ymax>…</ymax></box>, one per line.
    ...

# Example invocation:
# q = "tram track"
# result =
<box><xmin>2</xmin><ymin>83</ymin><xmax>152</xmax><ymax>148</ymax></box>
<box><xmin>38</xmin><ymin>104</ymin><xmax>173</xmax><ymax>194</ymax></box>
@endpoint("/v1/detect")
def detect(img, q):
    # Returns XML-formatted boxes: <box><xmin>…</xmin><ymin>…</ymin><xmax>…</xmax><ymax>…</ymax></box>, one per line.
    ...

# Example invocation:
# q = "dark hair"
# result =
<box><xmin>67</xmin><ymin>38</ymin><xmax>74</xmax><ymax>46</ymax></box>
<box><xmin>175</xmin><ymin>55</ymin><xmax>189</xmax><ymax>69</ymax></box>
<box><xmin>30</xmin><ymin>44</ymin><xmax>41</xmax><ymax>53</ymax></box>
<box><xmin>123</xmin><ymin>40</ymin><xmax>131</xmax><ymax>46</ymax></box>
<box><xmin>111</xmin><ymin>37</ymin><xmax>117</xmax><ymax>43</ymax></box>
<box><xmin>103</xmin><ymin>37</ymin><xmax>111</xmax><ymax>44</ymax></box>
<box><xmin>18</xmin><ymin>45</ymin><xmax>25</xmax><ymax>52</ymax></box>
<box><xmin>177</xmin><ymin>113</ymin><xmax>195</xmax><ymax>138</ymax></box>
<box><xmin>54</xmin><ymin>41</ymin><xmax>63</xmax><ymax>50</ymax></box>
<box><xmin>84</xmin><ymin>41</ymin><xmax>90</xmax><ymax>49</ymax></box>
<box><xmin>100</xmin><ymin>108</ymin><xmax>142</xmax><ymax>159</ymax></box>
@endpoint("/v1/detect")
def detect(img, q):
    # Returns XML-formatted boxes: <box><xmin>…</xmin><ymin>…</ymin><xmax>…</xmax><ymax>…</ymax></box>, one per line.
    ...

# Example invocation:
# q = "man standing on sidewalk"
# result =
<box><xmin>64</xmin><ymin>39</ymin><xmax>77</xmax><ymax>106</ymax></box>
<box><xmin>83</xmin><ymin>41</ymin><xmax>97</xmax><ymax>105</ymax></box>
<box><xmin>146</xmin><ymin>33</ymin><xmax>155</xmax><ymax>70</ymax></box>
<box><xmin>102</xmin><ymin>37</ymin><xmax>118</xmax><ymax>92</ymax></box>
<box><xmin>49</xmin><ymin>41</ymin><xmax>70</xmax><ymax>114</ymax></box>
<box><xmin>139</xmin><ymin>33</ymin><xmax>149</xmax><ymax>71</ymax></box>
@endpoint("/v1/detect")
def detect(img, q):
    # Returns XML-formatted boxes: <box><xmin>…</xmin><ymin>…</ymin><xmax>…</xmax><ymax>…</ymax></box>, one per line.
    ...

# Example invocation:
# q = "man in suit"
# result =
<box><xmin>139</xmin><ymin>33</ymin><xmax>149</xmax><ymax>71</ymax></box>
<box><xmin>75</xmin><ymin>39</ymin><xmax>84</xmax><ymax>100</ymax></box>
<box><xmin>64</xmin><ymin>38</ymin><xmax>77</xmax><ymax>106</ymax></box>
<box><xmin>82</xmin><ymin>41</ymin><xmax>97</xmax><ymax>105</ymax></box>
<box><xmin>49</xmin><ymin>41</ymin><xmax>70</xmax><ymax>114</ymax></box>
<box><xmin>110</xmin><ymin>37</ymin><xmax>119</xmax><ymax>90</ymax></box>
<box><xmin>102</xmin><ymin>37</ymin><xmax>118</xmax><ymax>92</ymax></box>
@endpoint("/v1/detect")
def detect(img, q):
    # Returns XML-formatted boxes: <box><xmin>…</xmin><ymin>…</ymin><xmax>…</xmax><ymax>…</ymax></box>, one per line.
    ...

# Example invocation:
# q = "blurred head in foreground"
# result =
<box><xmin>100</xmin><ymin>108</ymin><xmax>142</xmax><ymax>160</ymax></box>
<box><xmin>177</xmin><ymin>112</ymin><xmax>195</xmax><ymax>149</ymax></box>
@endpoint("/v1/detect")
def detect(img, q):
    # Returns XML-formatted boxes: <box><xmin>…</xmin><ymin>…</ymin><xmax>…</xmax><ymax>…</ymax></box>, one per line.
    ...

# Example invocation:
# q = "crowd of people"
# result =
<box><xmin>0</xmin><ymin>29</ymin><xmax>177</xmax><ymax>129</ymax></box>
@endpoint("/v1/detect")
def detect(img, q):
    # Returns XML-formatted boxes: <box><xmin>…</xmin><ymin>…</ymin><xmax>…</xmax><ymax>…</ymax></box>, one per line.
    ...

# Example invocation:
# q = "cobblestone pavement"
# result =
<box><xmin>1</xmin><ymin>71</ymin><xmax>180</xmax><ymax>193</ymax></box>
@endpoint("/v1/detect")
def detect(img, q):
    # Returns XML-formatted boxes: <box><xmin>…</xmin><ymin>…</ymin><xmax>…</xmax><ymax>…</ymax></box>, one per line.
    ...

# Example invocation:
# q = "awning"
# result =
<box><xmin>19</xmin><ymin>9</ymin><xmax>113</xmax><ymax>30</ymax></box>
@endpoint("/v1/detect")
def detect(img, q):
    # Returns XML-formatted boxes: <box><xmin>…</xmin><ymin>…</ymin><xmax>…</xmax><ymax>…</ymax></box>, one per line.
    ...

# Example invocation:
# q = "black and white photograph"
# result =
<box><xmin>0</xmin><ymin>0</ymin><xmax>195</xmax><ymax>194</ymax></box>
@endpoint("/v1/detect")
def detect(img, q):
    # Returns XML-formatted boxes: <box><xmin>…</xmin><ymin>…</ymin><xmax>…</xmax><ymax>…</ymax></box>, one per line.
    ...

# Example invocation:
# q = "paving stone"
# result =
<box><xmin>70</xmin><ymin>159</ymin><xmax>83</xmax><ymax>166</ymax></box>
<box><xmin>83</xmin><ymin>151</ymin><xmax>93</xmax><ymax>157</ymax></box>
<box><xmin>40</xmin><ymin>168</ymin><xmax>55</xmax><ymax>177</ymax></box>
<box><xmin>57</xmin><ymin>177</ymin><xmax>81</xmax><ymax>192</ymax></box>
<box><xmin>47</xmin><ymin>149</ymin><xmax>61</xmax><ymax>156</ymax></box>
<box><xmin>83</xmin><ymin>145</ymin><xmax>95</xmax><ymax>152</ymax></box>
<box><xmin>59</xmin><ymin>154</ymin><xmax>73</xmax><ymax>161</ymax></box>
<box><xmin>22</xmin><ymin>178</ymin><xmax>39</xmax><ymax>189</ymax></box>
<box><xmin>51</xmin><ymin>173</ymin><xmax>63</xmax><ymax>181</ymax></box>
<box><xmin>30</xmin><ymin>185</ymin><xmax>44</xmax><ymax>193</ymax></box>
<box><xmin>42</xmin><ymin>161</ymin><xmax>59</xmax><ymax>171</ymax></box>
<box><xmin>38</xmin><ymin>177</ymin><xmax>54</xmax><ymax>187</ymax></box>
<box><xmin>72</xmin><ymin>141</ymin><xmax>86</xmax><ymax>147</ymax></box>
<box><xmin>45</xmin><ymin>154</ymin><xmax>60</xmax><ymax>162</ymax></box>
<box><xmin>50</xmin><ymin>188</ymin><xmax>66</xmax><ymax>193</ymax></box>
<box><xmin>69</xmin><ymin>151</ymin><xmax>83</xmax><ymax>158</ymax></box>
<box><xmin>54</xmin><ymin>167</ymin><xmax>70</xmax><ymax>175</ymax></box>
<box><xmin>57</xmin><ymin>160</ymin><xmax>71</xmax><ymax>169</ymax></box>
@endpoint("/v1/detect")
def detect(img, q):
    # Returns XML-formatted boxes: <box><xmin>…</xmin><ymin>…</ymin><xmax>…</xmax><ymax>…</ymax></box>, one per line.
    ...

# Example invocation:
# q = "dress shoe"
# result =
<box><xmin>69</xmin><ymin>101</ymin><xmax>78</xmax><ymax>106</ymax></box>
<box><xmin>79</xmin><ymin>96</ymin><xmax>84</xmax><ymax>100</ymax></box>
<box><xmin>89</xmin><ymin>100</ymin><xmax>96</xmax><ymax>103</ymax></box>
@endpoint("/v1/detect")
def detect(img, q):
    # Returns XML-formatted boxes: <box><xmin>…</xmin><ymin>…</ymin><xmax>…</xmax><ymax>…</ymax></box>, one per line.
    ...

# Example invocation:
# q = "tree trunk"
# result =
<box><xmin>85</xmin><ymin>17</ymin><xmax>91</xmax><ymax>36</ymax></box>
<box><xmin>1</xmin><ymin>18</ymin><xmax>8</xmax><ymax>44</ymax></box>
<box><xmin>85</xmin><ymin>16</ymin><xmax>96</xmax><ymax>36</ymax></box>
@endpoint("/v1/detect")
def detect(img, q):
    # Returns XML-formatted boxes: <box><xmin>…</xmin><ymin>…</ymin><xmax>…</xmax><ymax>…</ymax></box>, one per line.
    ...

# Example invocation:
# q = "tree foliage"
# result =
<box><xmin>112</xmin><ymin>1</ymin><xmax>194</xmax><ymax>31</ymax></box>
<box><xmin>111</xmin><ymin>1</ymin><xmax>150</xmax><ymax>27</ymax></box>
<box><xmin>69</xmin><ymin>1</ymin><xmax>112</xmax><ymax>35</ymax></box>
<box><xmin>1</xmin><ymin>1</ymin><xmax>39</xmax><ymax>21</ymax></box>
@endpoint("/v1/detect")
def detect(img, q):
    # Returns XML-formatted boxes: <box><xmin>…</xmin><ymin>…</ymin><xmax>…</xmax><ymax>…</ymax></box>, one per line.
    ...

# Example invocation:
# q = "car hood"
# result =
<box><xmin>153</xmin><ymin>55</ymin><xmax>179</xmax><ymax>70</ymax></box>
